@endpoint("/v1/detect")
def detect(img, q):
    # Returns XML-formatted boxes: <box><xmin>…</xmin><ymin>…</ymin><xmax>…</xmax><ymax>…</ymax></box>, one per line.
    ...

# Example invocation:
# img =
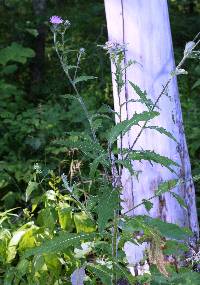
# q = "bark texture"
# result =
<box><xmin>104</xmin><ymin>0</ymin><xmax>199</xmax><ymax>237</ymax></box>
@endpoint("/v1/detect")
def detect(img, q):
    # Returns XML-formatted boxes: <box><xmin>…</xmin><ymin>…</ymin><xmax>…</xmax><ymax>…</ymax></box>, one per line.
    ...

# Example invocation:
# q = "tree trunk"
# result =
<box><xmin>104</xmin><ymin>0</ymin><xmax>199</xmax><ymax>256</ymax></box>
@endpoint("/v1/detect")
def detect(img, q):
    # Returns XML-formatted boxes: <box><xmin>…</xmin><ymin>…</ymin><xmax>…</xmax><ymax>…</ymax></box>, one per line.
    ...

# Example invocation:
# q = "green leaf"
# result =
<box><xmin>129</xmin><ymin>81</ymin><xmax>154</xmax><ymax>109</ymax></box>
<box><xmin>115</xmin><ymin>159</ymin><xmax>139</xmax><ymax>177</ymax></box>
<box><xmin>43</xmin><ymin>253</ymin><xmax>61</xmax><ymax>274</ymax></box>
<box><xmin>170</xmin><ymin>192</ymin><xmax>187</xmax><ymax>209</ymax></box>
<box><xmin>0</xmin><ymin>42</ymin><xmax>35</xmax><ymax>65</ymax></box>
<box><xmin>6</xmin><ymin>222</ymin><xmax>35</xmax><ymax>262</ymax></box>
<box><xmin>123</xmin><ymin>215</ymin><xmax>192</xmax><ymax>240</ymax></box>
<box><xmin>155</xmin><ymin>179</ymin><xmax>178</xmax><ymax>196</ymax></box>
<box><xmin>16</xmin><ymin>259</ymin><xmax>30</xmax><ymax>277</ymax></box>
<box><xmin>73</xmin><ymin>75</ymin><xmax>97</xmax><ymax>84</ymax></box>
<box><xmin>145</xmin><ymin>126</ymin><xmax>177</xmax><ymax>142</ymax></box>
<box><xmin>144</xmin><ymin>216</ymin><xmax>192</xmax><ymax>240</ymax></box>
<box><xmin>37</xmin><ymin>207</ymin><xmax>57</xmax><ymax>231</ymax></box>
<box><xmin>74</xmin><ymin>212</ymin><xmax>96</xmax><ymax>233</ymax></box>
<box><xmin>108</xmin><ymin>111</ymin><xmax>159</xmax><ymax>145</ymax></box>
<box><xmin>163</xmin><ymin>240</ymin><xmax>188</xmax><ymax>255</ymax></box>
<box><xmin>25</xmin><ymin>181</ymin><xmax>38</xmax><ymax>202</ymax></box>
<box><xmin>55</xmin><ymin>136</ymin><xmax>104</xmax><ymax>160</ymax></box>
<box><xmin>89</xmin><ymin>154</ymin><xmax>110</xmax><ymax>178</ymax></box>
<box><xmin>142</xmin><ymin>199</ymin><xmax>153</xmax><ymax>212</ymax></box>
<box><xmin>1</xmin><ymin>64</ymin><xmax>18</xmax><ymax>74</ymax></box>
<box><xmin>192</xmin><ymin>79</ymin><xmax>200</xmax><ymax>89</ymax></box>
<box><xmin>24</xmin><ymin>232</ymin><xmax>97</xmax><ymax>258</ymax></box>
<box><xmin>128</xmin><ymin>150</ymin><xmax>179</xmax><ymax>173</ymax></box>
<box><xmin>97</xmin><ymin>187</ymin><xmax>120</xmax><ymax>232</ymax></box>
<box><xmin>18</xmin><ymin>226</ymin><xmax>39</xmax><ymax>252</ymax></box>
<box><xmin>87</xmin><ymin>264</ymin><xmax>112</xmax><ymax>285</ymax></box>
<box><xmin>58</xmin><ymin>204</ymin><xmax>75</xmax><ymax>231</ymax></box>
<box><xmin>25</xmin><ymin>28</ymin><xmax>39</xmax><ymax>37</ymax></box>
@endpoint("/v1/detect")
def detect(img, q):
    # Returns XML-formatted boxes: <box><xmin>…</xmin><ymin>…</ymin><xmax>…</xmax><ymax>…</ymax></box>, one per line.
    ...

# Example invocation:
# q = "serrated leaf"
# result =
<box><xmin>170</xmin><ymin>192</ymin><xmax>187</xmax><ymax>209</ymax></box>
<box><xmin>89</xmin><ymin>154</ymin><xmax>110</xmax><ymax>178</ymax></box>
<box><xmin>87</xmin><ymin>264</ymin><xmax>112</xmax><ymax>285</ymax></box>
<box><xmin>73</xmin><ymin>75</ymin><xmax>97</xmax><ymax>84</ymax></box>
<box><xmin>97</xmin><ymin>187</ymin><xmax>120</xmax><ymax>232</ymax></box>
<box><xmin>163</xmin><ymin>240</ymin><xmax>188</xmax><ymax>255</ymax></box>
<box><xmin>129</xmin><ymin>81</ymin><xmax>154</xmax><ymax>109</ymax></box>
<box><xmin>24</xmin><ymin>232</ymin><xmax>97</xmax><ymax>258</ymax></box>
<box><xmin>123</xmin><ymin>215</ymin><xmax>192</xmax><ymax>240</ymax></box>
<box><xmin>108</xmin><ymin>111</ymin><xmax>159</xmax><ymax>145</ymax></box>
<box><xmin>144</xmin><ymin>216</ymin><xmax>192</xmax><ymax>240</ymax></box>
<box><xmin>155</xmin><ymin>179</ymin><xmax>178</xmax><ymax>196</ymax></box>
<box><xmin>128</xmin><ymin>150</ymin><xmax>179</xmax><ymax>173</ymax></box>
<box><xmin>146</xmin><ymin>126</ymin><xmax>177</xmax><ymax>142</ymax></box>
<box><xmin>115</xmin><ymin>159</ymin><xmax>139</xmax><ymax>177</ymax></box>
<box><xmin>54</xmin><ymin>136</ymin><xmax>104</xmax><ymax>160</ymax></box>
<box><xmin>142</xmin><ymin>199</ymin><xmax>153</xmax><ymax>212</ymax></box>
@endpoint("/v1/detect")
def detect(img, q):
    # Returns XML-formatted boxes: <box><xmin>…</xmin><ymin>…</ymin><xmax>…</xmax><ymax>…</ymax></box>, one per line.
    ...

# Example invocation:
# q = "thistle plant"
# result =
<box><xmin>0</xmin><ymin>16</ymin><xmax>200</xmax><ymax>285</ymax></box>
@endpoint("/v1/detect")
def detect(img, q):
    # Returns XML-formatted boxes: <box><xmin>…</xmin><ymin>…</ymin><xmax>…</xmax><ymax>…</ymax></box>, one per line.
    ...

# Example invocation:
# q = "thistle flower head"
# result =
<box><xmin>50</xmin><ymin>15</ymin><xmax>64</xmax><ymax>24</ymax></box>
<box><xmin>64</xmin><ymin>20</ymin><xmax>71</xmax><ymax>28</ymax></box>
<box><xmin>79</xmin><ymin>47</ymin><xmax>85</xmax><ymax>54</ymax></box>
<box><xmin>101</xmin><ymin>41</ymin><xmax>127</xmax><ymax>55</ymax></box>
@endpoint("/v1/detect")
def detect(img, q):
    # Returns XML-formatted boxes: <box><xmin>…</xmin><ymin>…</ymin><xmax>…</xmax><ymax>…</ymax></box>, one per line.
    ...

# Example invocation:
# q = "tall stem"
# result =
<box><xmin>53</xmin><ymin>32</ymin><xmax>97</xmax><ymax>143</ymax></box>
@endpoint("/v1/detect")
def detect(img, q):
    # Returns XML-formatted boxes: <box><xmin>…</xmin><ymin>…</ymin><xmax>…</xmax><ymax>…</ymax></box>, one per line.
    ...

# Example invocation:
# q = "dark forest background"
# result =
<box><xmin>0</xmin><ymin>0</ymin><xmax>200</xmax><ymax>220</ymax></box>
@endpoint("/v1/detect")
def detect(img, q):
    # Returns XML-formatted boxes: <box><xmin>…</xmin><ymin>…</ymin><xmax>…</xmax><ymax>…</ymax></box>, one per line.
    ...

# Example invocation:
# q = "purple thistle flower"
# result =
<box><xmin>50</xmin><ymin>15</ymin><xmax>63</xmax><ymax>24</ymax></box>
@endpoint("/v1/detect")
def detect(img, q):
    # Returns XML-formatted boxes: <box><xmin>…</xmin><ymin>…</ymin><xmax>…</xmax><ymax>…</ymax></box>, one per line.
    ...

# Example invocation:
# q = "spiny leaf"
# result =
<box><xmin>142</xmin><ymin>199</ymin><xmax>153</xmax><ymax>212</ymax></box>
<box><xmin>129</xmin><ymin>81</ymin><xmax>154</xmax><ymax>109</ymax></box>
<box><xmin>108</xmin><ymin>111</ymin><xmax>159</xmax><ymax>145</ymax></box>
<box><xmin>112</xmin><ymin>260</ymin><xmax>136</xmax><ymax>284</ymax></box>
<box><xmin>145</xmin><ymin>126</ymin><xmax>177</xmax><ymax>142</ymax></box>
<box><xmin>24</xmin><ymin>233</ymin><xmax>97</xmax><ymax>258</ymax></box>
<box><xmin>97</xmin><ymin>187</ymin><xmax>120</xmax><ymax>232</ymax></box>
<box><xmin>128</xmin><ymin>150</ymin><xmax>179</xmax><ymax>173</ymax></box>
<box><xmin>54</xmin><ymin>136</ymin><xmax>105</xmax><ymax>159</ymax></box>
<box><xmin>73</xmin><ymin>75</ymin><xmax>97</xmax><ymax>84</ymax></box>
<box><xmin>155</xmin><ymin>179</ymin><xmax>178</xmax><ymax>196</ymax></box>
<box><xmin>89</xmin><ymin>154</ymin><xmax>110</xmax><ymax>178</ymax></box>
<box><xmin>123</xmin><ymin>215</ymin><xmax>192</xmax><ymax>240</ymax></box>
<box><xmin>143</xmin><ymin>216</ymin><xmax>192</xmax><ymax>240</ymax></box>
<box><xmin>170</xmin><ymin>192</ymin><xmax>187</xmax><ymax>209</ymax></box>
<box><xmin>115</xmin><ymin>159</ymin><xmax>139</xmax><ymax>177</ymax></box>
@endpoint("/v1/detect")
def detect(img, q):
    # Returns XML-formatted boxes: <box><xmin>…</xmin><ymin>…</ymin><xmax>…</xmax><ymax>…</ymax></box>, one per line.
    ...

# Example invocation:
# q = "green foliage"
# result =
<box><xmin>87</xmin><ymin>264</ymin><xmax>112</xmax><ymax>285</ymax></box>
<box><xmin>128</xmin><ymin>150</ymin><xmax>179</xmax><ymax>172</ymax></box>
<box><xmin>129</xmin><ymin>81</ymin><xmax>154</xmax><ymax>110</ymax></box>
<box><xmin>145</xmin><ymin>126</ymin><xmax>177</xmax><ymax>142</ymax></box>
<box><xmin>0</xmin><ymin>1</ymin><xmax>200</xmax><ymax>284</ymax></box>
<box><xmin>108</xmin><ymin>111</ymin><xmax>159</xmax><ymax>145</ymax></box>
<box><xmin>0</xmin><ymin>42</ymin><xmax>35</xmax><ymax>65</ymax></box>
<box><xmin>97</xmin><ymin>186</ymin><xmax>120</xmax><ymax>232</ymax></box>
<box><xmin>24</xmin><ymin>232</ymin><xmax>97</xmax><ymax>258</ymax></box>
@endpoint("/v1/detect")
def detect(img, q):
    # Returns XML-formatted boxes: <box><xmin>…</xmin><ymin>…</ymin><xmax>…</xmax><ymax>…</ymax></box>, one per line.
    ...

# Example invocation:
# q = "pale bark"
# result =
<box><xmin>104</xmin><ymin>0</ymin><xmax>199</xmax><ymax>238</ymax></box>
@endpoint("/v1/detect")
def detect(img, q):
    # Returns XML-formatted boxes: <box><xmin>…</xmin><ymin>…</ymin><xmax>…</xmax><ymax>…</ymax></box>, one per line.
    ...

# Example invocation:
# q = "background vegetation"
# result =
<box><xmin>0</xmin><ymin>0</ymin><xmax>200</xmax><ymax>283</ymax></box>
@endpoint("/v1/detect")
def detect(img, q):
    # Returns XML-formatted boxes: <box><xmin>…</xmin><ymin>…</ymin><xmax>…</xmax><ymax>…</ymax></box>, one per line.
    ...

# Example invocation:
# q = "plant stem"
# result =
<box><xmin>112</xmin><ymin>210</ymin><xmax>118</xmax><ymax>285</ymax></box>
<box><xmin>53</xmin><ymin>32</ymin><xmax>97</xmax><ymax>143</ymax></box>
